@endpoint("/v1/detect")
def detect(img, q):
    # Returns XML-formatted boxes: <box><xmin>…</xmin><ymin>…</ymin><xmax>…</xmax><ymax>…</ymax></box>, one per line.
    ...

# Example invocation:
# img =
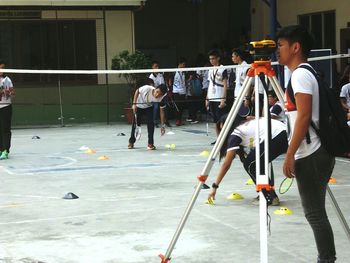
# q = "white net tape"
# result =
<box><xmin>1</xmin><ymin>54</ymin><xmax>349</xmax><ymax>74</ymax></box>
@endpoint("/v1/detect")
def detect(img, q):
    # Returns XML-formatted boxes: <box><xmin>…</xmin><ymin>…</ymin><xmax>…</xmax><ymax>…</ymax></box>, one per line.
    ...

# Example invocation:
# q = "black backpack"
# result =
<box><xmin>287</xmin><ymin>64</ymin><xmax>350</xmax><ymax>157</ymax></box>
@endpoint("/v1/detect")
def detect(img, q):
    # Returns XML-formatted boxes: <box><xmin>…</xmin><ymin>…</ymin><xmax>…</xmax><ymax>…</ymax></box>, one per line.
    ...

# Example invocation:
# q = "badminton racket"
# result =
<box><xmin>134</xmin><ymin>113</ymin><xmax>141</xmax><ymax>140</ymax></box>
<box><xmin>279</xmin><ymin>177</ymin><xmax>294</xmax><ymax>194</ymax></box>
<box><xmin>238</xmin><ymin>104</ymin><xmax>251</xmax><ymax>118</ymax></box>
<box><xmin>206</xmin><ymin>107</ymin><xmax>210</xmax><ymax>136</ymax></box>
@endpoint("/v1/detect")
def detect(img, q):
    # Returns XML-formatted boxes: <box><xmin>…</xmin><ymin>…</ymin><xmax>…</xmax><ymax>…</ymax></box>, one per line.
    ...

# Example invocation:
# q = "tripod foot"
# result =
<box><xmin>159</xmin><ymin>254</ymin><xmax>171</xmax><ymax>263</ymax></box>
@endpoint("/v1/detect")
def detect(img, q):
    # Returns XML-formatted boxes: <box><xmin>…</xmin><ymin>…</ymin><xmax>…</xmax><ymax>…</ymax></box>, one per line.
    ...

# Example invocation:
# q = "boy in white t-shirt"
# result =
<box><xmin>231</xmin><ymin>49</ymin><xmax>249</xmax><ymax>98</ymax></box>
<box><xmin>268</xmin><ymin>90</ymin><xmax>285</xmax><ymax>122</ymax></box>
<box><xmin>149</xmin><ymin>61</ymin><xmax>167</xmax><ymax>128</ymax></box>
<box><xmin>206</xmin><ymin>50</ymin><xmax>227</xmax><ymax>123</ymax></box>
<box><xmin>339</xmin><ymin>75</ymin><xmax>350</xmax><ymax>122</ymax></box>
<box><xmin>149</xmin><ymin>61</ymin><xmax>165</xmax><ymax>88</ymax></box>
<box><xmin>277</xmin><ymin>25</ymin><xmax>336</xmax><ymax>263</ymax></box>
<box><xmin>128</xmin><ymin>80</ymin><xmax>168</xmax><ymax>150</ymax></box>
<box><xmin>206</xmin><ymin>50</ymin><xmax>228</xmax><ymax>145</ymax></box>
<box><xmin>0</xmin><ymin>61</ymin><xmax>15</xmax><ymax>160</ymax></box>
<box><xmin>208</xmin><ymin>116</ymin><xmax>288</xmax><ymax>206</ymax></box>
<box><xmin>172</xmin><ymin>58</ymin><xmax>187</xmax><ymax>126</ymax></box>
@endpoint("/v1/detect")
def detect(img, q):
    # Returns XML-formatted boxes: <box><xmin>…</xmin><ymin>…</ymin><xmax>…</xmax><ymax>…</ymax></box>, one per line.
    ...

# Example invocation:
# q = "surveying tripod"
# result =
<box><xmin>159</xmin><ymin>58</ymin><xmax>285</xmax><ymax>263</ymax></box>
<box><xmin>160</xmin><ymin>58</ymin><xmax>350</xmax><ymax>263</ymax></box>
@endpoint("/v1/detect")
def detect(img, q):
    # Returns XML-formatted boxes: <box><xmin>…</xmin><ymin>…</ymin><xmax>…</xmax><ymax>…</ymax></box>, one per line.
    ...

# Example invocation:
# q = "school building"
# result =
<box><xmin>251</xmin><ymin>0</ymin><xmax>350</xmax><ymax>71</ymax></box>
<box><xmin>0</xmin><ymin>0</ymin><xmax>143</xmax><ymax>125</ymax></box>
<box><xmin>0</xmin><ymin>0</ymin><xmax>349</xmax><ymax>125</ymax></box>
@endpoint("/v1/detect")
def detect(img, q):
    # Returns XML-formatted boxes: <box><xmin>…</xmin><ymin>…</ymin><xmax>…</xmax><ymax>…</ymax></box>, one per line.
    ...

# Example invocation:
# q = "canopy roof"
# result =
<box><xmin>0</xmin><ymin>0</ymin><xmax>144</xmax><ymax>6</ymax></box>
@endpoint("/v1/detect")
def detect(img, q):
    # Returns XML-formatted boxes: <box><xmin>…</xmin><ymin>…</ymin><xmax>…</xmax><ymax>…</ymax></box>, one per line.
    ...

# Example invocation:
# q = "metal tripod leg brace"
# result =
<box><xmin>159</xmin><ymin>61</ymin><xmax>285</xmax><ymax>263</ymax></box>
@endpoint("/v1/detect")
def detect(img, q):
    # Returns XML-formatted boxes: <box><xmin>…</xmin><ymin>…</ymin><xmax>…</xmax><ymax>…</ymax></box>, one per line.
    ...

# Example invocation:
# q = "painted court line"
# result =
<box><xmin>3</xmin><ymin>159</ymin><xmax>207</xmax><ymax>175</ymax></box>
<box><xmin>195</xmin><ymin>210</ymin><xmax>309</xmax><ymax>262</ymax></box>
<box><xmin>0</xmin><ymin>205</ymin><xmax>186</xmax><ymax>225</ymax></box>
<box><xmin>335</xmin><ymin>157</ymin><xmax>350</xmax><ymax>164</ymax></box>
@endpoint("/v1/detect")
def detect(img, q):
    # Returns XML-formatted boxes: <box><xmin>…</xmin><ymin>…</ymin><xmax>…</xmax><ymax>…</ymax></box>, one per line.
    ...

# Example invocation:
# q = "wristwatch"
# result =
<box><xmin>212</xmin><ymin>183</ymin><xmax>219</xmax><ymax>189</ymax></box>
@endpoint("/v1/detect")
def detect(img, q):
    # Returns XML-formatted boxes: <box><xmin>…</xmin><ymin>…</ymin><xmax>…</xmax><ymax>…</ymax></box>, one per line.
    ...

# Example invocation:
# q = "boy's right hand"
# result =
<box><xmin>132</xmin><ymin>105</ymin><xmax>137</xmax><ymax>113</ymax></box>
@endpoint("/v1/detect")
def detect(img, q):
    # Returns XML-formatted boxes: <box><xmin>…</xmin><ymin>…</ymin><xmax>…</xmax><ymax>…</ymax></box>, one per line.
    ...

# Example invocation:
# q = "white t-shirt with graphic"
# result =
<box><xmin>207</xmin><ymin>66</ymin><xmax>227</xmax><ymax>102</ymax></box>
<box><xmin>197</xmin><ymin>69</ymin><xmax>209</xmax><ymax>90</ymax></box>
<box><xmin>172</xmin><ymin>71</ymin><xmax>186</xmax><ymax>95</ymax></box>
<box><xmin>286</xmin><ymin>63</ymin><xmax>321</xmax><ymax>160</ymax></box>
<box><xmin>0</xmin><ymin>76</ymin><xmax>13</xmax><ymax>108</ymax></box>
<box><xmin>340</xmin><ymin>83</ymin><xmax>350</xmax><ymax>108</ymax></box>
<box><xmin>234</xmin><ymin>61</ymin><xmax>249</xmax><ymax>97</ymax></box>
<box><xmin>227</xmin><ymin>118</ymin><xmax>286</xmax><ymax>152</ymax></box>
<box><xmin>149</xmin><ymin>73</ymin><xmax>165</xmax><ymax>88</ymax></box>
<box><xmin>136</xmin><ymin>85</ymin><xmax>166</xmax><ymax>109</ymax></box>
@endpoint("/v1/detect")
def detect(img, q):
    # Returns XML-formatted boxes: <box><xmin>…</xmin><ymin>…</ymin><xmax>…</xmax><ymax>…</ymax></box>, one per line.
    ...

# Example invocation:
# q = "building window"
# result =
<box><xmin>298</xmin><ymin>11</ymin><xmax>336</xmax><ymax>51</ymax></box>
<box><xmin>0</xmin><ymin>20</ymin><xmax>97</xmax><ymax>85</ymax></box>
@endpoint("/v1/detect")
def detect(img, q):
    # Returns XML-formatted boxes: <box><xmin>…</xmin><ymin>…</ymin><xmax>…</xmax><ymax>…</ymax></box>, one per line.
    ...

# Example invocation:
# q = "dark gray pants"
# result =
<box><xmin>129</xmin><ymin>106</ymin><xmax>154</xmax><ymax>145</ymax></box>
<box><xmin>0</xmin><ymin>104</ymin><xmax>12</xmax><ymax>152</ymax></box>
<box><xmin>243</xmin><ymin>131</ymin><xmax>288</xmax><ymax>202</ymax></box>
<box><xmin>295</xmin><ymin>146</ymin><xmax>336</xmax><ymax>263</ymax></box>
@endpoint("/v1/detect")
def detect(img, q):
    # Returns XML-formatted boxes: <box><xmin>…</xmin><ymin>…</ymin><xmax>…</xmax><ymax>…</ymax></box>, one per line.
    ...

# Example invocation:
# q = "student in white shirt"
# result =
<box><xmin>206</xmin><ymin>50</ymin><xmax>228</xmax><ymax>144</ymax></box>
<box><xmin>268</xmin><ymin>90</ymin><xmax>285</xmax><ymax>122</ymax></box>
<box><xmin>172</xmin><ymin>57</ymin><xmax>187</xmax><ymax>126</ymax></box>
<box><xmin>206</xmin><ymin>50</ymin><xmax>228</xmax><ymax>121</ymax></box>
<box><xmin>232</xmin><ymin>49</ymin><xmax>249</xmax><ymax>98</ymax></box>
<box><xmin>149</xmin><ymin>61</ymin><xmax>165</xmax><ymax>87</ymax></box>
<box><xmin>0</xmin><ymin>61</ymin><xmax>15</xmax><ymax>160</ymax></box>
<box><xmin>208</xmin><ymin>115</ymin><xmax>288</xmax><ymax>206</ymax></box>
<box><xmin>196</xmin><ymin>61</ymin><xmax>210</xmax><ymax>114</ymax></box>
<box><xmin>128</xmin><ymin>79</ymin><xmax>168</xmax><ymax>150</ymax></box>
<box><xmin>149</xmin><ymin>61</ymin><xmax>166</xmax><ymax>128</ymax></box>
<box><xmin>277</xmin><ymin>25</ymin><xmax>336</xmax><ymax>263</ymax></box>
<box><xmin>339</xmin><ymin>74</ymin><xmax>350</xmax><ymax>113</ymax></box>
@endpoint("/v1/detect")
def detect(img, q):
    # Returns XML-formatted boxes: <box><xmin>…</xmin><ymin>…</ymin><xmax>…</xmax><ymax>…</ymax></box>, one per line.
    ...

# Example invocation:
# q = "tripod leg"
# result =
<box><xmin>159</xmin><ymin>76</ymin><xmax>254</xmax><ymax>262</ymax></box>
<box><xmin>326</xmin><ymin>185</ymin><xmax>350</xmax><ymax>242</ymax></box>
<box><xmin>269</xmin><ymin>76</ymin><xmax>285</xmax><ymax>106</ymax></box>
<box><xmin>254</xmin><ymin>73</ymin><xmax>269</xmax><ymax>263</ymax></box>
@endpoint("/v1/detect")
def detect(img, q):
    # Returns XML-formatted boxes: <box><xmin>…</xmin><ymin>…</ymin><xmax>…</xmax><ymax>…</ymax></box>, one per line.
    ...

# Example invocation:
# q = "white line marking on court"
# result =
<box><xmin>178</xmin><ymin>128</ymin><xmax>217</xmax><ymax>139</ymax></box>
<box><xmin>0</xmin><ymin>205</ymin><xmax>186</xmax><ymax>225</ymax></box>
<box><xmin>195</xmin><ymin>210</ymin><xmax>309</xmax><ymax>262</ymax></box>
<box><xmin>335</xmin><ymin>158</ymin><xmax>350</xmax><ymax>164</ymax></box>
<box><xmin>178</xmin><ymin>154</ymin><xmax>203</xmax><ymax>157</ymax></box>
<box><xmin>0</xmin><ymin>166</ymin><xmax>14</xmax><ymax>175</ymax></box>
<box><xmin>0</xmin><ymin>156</ymin><xmax>77</xmax><ymax>175</ymax></box>
<box><xmin>2</xmin><ymin>156</ymin><xmax>78</xmax><ymax>175</ymax></box>
<box><xmin>0</xmin><ymin>194</ymin><xmax>61</xmax><ymax>199</ymax></box>
<box><xmin>10</xmin><ymin>156</ymin><xmax>77</xmax><ymax>172</ymax></box>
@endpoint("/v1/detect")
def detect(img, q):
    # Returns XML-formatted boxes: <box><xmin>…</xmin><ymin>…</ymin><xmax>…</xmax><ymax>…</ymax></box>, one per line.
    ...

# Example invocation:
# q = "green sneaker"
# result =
<box><xmin>0</xmin><ymin>150</ymin><xmax>9</xmax><ymax>160</ymax></box>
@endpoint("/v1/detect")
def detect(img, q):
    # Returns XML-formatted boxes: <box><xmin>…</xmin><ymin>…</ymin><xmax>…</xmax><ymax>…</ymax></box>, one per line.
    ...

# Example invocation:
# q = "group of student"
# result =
<box><xmin>128</xmin><ymin>45</ymin><xmax>285</xmax><ymax>150</ymax></box>
<box><xmin>128</xmin><ymin>25</ymin><xmax>342</xmax><ymax>262</ymax></box>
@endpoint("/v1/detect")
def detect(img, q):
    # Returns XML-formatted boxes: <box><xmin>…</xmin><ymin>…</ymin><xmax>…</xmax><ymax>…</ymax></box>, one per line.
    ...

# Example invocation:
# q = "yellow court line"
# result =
<box><xmin>0</xmin><ymin>203</ymin><xmax>24</xmax><ymax>208</ymax></box>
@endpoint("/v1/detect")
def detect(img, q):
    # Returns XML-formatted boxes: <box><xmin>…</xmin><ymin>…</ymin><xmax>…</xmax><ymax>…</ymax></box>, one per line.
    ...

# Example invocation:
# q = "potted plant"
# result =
<box><xmin>112</xmin><ymin>50</ymin><xmax>151</xmax><ymax>123</ymax></box>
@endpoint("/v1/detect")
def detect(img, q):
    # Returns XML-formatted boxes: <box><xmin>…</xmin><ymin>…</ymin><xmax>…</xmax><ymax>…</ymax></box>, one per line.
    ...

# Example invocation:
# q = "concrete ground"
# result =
<box><xmin>0</xmin><ymin>123</ymin><xmax>349</xmax><ymax>263</ymax></box>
